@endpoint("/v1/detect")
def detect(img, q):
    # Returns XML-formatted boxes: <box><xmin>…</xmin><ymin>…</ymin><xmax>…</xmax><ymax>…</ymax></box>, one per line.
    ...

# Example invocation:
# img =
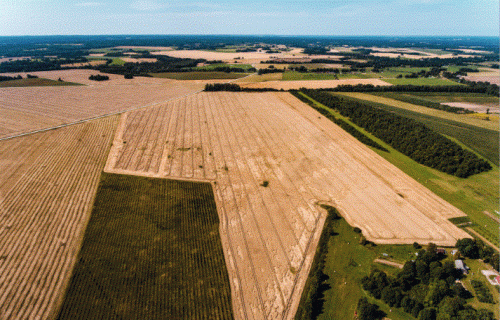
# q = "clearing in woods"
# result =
<box><xmin>0</xmin><ymin>116</ymin><xmax>118</xmax><ymax>320</ymax></box>
<box><xmin>105</xmin><ymin>91</ymin><xmax>470</xmax><ymax>319</ymax></box>
<box><xmin>57</xmin><ymin>173</ymin><xmax>233</xmax><ymax>320</ymax></box>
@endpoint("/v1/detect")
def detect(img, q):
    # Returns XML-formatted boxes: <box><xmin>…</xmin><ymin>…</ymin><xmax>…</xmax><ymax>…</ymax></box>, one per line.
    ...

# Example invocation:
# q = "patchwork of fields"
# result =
<box><xmin>105</xmin><ymin>91</ymin><xmax>470</xmax><ymax>319</ymax></box>
<box><xmin>0</xmin><ymin>70</ymin><xmax>202</xmax><ymax>139</ymax></box>
<box><xmin>0</xmin><ymin>64</ymin><xmax>485</xmax><ymax>319</ymax></box>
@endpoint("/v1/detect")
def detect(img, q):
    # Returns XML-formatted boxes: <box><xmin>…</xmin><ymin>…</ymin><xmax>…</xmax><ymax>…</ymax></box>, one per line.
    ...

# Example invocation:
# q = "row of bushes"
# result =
<box><xmin>204</xmin><ymin>83</ymin><xmax>280</xmax><ymax>92</ymax></box>
<box><xmin>470</xmin><ymin>280</ymin><xmax>494</xmax><ymax>303</ymax></box>
<box><xmin>295</xmin><ymin>206</ymin><xmax>340</xmax><ymax>320</ymax></box>
<box><xmin>290</xmin><ymin>91</ymin><xmax>388</xmax><ymax>152</ymax></box>
<box><xmin>88</xmin><ymin>74</ymin><xmax>109</xmax><ymax>81</ymax></box>
<box><xmin>299</xmin><ymin>90</ymin><xmax>492</xmax><ymax>178</ymax></box>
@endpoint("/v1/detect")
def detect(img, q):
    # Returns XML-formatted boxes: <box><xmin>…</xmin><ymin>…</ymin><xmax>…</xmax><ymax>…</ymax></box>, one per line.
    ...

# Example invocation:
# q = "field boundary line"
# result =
<box><xmin>0</xmin><ymin>88</ymin><xmax>204</xmax><ymax>142</ymax></box>
<box><xmin>465</xmin><ymin>227</ymin><xmax>500</xmax><ymax>252</ymax></box>
<box><xmin>103</xmin><ymin>168</ymin><xmax>215</xmax><ymax>183</ymax></box>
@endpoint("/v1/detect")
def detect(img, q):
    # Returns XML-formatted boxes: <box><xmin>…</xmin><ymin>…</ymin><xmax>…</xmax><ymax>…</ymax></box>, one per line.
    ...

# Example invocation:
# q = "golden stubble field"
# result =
<box><xmin>104</xmin><ymin>91</ymin><xmax>470</xmax><ymax>319</ymax></box>
<box><xmin>0</xmin><ymin>69</ymin><xmax>203</xmax><ymax>139</ymax></box>
<box><xmin>0</xmin><ymin>117</ymin><xmax>118</xmax><ymax>319</ymax></box>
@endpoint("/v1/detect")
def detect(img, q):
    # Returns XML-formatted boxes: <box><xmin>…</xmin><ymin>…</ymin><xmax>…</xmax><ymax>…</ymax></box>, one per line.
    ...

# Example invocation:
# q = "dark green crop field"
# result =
<box><xmin>57</xmin><ymin>173</ymin><xmax>233</xmax><ymax>320</ymax></box>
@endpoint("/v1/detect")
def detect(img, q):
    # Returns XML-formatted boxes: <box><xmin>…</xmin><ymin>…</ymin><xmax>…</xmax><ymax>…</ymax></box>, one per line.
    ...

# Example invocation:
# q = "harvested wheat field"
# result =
<box><xmin>0</xmin><ymin>69</ymin><xmax>203</xmax><ymax>138</ymax></box>
<box><xmin>105</xmin><ymin>91</ymin><xmax>469</xmax><ymax>319</ymax></box>
<box><xmin>0</xmin><ymin>116</ymin><xmax>117</xmax><ymax>319</ymax></box>
<box><xmin>238</xmin><ymin>78</ymin><xmax>391</xmax><ymax>90</ymax></box>
<box><xmin>153</xmin><ymin>49</ymin><xmax>309</xmax><ymax>64</ymax></box>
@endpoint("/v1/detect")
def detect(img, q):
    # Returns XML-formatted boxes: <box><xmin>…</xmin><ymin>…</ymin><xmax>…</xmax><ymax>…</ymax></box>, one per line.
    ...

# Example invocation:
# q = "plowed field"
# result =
<box><xmin>0</xmin><ymin>116</ymin><xmax>117</xmax><ymax>319</ymax></box>
<box><xmin>105</xmin><ymin>91</ymin><xmax>469</xmax><ymax>319</ymax></box>
<box><xmin>0</xmin><ymin>69</ymin><xmax>202</xmax><ymax>139</ymax></box>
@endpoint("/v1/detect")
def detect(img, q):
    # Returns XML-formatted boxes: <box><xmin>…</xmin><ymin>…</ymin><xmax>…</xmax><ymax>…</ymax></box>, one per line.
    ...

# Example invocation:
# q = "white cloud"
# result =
<box><xmin>130</xmin><ymin>0</ymin><xmax>168</xmax><ymax>11</ymax></box>
<box><xmin>75</xmin><ymin>2</ymin><xmax>104</xmax><ymax>7</ymax></box>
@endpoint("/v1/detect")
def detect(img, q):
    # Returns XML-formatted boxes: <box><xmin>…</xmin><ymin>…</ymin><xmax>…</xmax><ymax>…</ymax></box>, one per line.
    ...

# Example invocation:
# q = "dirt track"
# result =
<box><xmin>105</xmin><ymin>91</ymin><xmax>470</xmax><ymax>319</ymax></box>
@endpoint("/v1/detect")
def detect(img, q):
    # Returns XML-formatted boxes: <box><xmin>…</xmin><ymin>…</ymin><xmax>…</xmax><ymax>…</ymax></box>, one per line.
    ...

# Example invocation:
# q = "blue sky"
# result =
<box><xmin>0</xmin><ymin>0</ymin><xmax>498</xmax><ymax>36</ymax></box>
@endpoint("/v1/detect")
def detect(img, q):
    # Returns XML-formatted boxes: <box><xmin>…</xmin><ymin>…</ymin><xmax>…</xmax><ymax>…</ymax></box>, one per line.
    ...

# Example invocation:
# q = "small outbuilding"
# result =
<box><xmin>455</xmin><ymin>260</ymin><xmax>469</xmax><ymax>274</ymax></box>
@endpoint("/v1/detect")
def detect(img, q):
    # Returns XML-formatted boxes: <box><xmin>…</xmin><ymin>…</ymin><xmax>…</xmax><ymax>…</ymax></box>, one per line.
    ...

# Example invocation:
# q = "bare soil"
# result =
<box><xmin>0</xmin><ymin>69</ymin><xmax>203</xmax><ymax>139</ymax></box>
<box><xmin>105</xmin><ymin>91</ymin><xmax>469</xmax><ymax>319</ymax></box>
<box><xmin>0</xmin><ymin>117</ymin><xmax>117</xmax><ymax>319</ymax></box>
<box><xmin>238</xmin><ymin>78</ymin><xmax>391</xmax><ymax>90</ymax></box>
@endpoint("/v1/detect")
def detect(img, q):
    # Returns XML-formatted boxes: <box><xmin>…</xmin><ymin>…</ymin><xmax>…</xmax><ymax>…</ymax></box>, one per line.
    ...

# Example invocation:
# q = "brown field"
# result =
<box><xmin>153</xmin><ymin>48</ymin><xmax>309</xmax><ymax>64</ymax></box>
<box><xmin>60</xmin><ymin>60</ymin><xmax>107</xmax><ymax>68</ymax></box>
<box><xmin>462</xmin><ymin>68</ymin><xmax>500</xmax><ymax>85</ymax></box>
<box><xmin>105</xmin><ymin>91</ymin><xmax>469</xmax><ymax>319</ymax></box>
<box><xmin>443</xmin><ymin>102</ymin><xmax>500</xmax><ymax>114</ymax></box>
<box><xmin>0</xmin><ymin>117</ymin><xmax>117</xmax><ymax>319</ymax></box>
<box><xmin>0</xmin><ymin>69</ymin><xmax>203</xmax><ymax>139</ymax></box>
<box><xmin>120</xmin><ymin>57</ymin><xmax>158</xmax><ymax>63</ymax></box>
<box><xmin>238</xmin><ymin>78</ymin><xmax>392</xmax><ymax>90</ymax></box>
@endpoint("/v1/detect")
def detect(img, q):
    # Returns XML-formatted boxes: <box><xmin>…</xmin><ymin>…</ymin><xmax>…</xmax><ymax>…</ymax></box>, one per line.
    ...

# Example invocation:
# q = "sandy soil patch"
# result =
<box><xmin>0</xmin><ymin>117</ymin><xmax>118</xmax><ymax>319</ymax></box>
<box><xmin>0</xmin><ymin>57</ymin><xmax>30</xmax><ymax>63</ymax></box>
<box><xmin>60</xmin><ymin>60</ymin><xmax>107</xmax><ymax>68</ymax></box>
<box><xmin>120</xmin><ymin>57</ymin><xmax>158</xmax><ymax>63</ymax></box>
<box><xmin>0</xmin><ymin>69</ymin><xmax>203</xmax><ymax>139</ymax></box>
<box><xmin>463</xmin><ymin>75</ymin><xmax>500</xmax><ymax>85</ymax></box>
<box><xmin>105</xmin><ymin>91</ymin><xmax>469</xmax><ymax>319</ymax></box>
<box><xmin>153</xmin><ymin>48</ymin><xmax>312</xmax><ymax>64</ymax></box>
<box><xmin>442</xmin><ymin>102</ymin><xmax>500</xmax><ymax>114</ymax></box>
<box><xmin>238</xmin><ymin>78</ymin><xmax>391</xmax><ymax>90</ymax></box>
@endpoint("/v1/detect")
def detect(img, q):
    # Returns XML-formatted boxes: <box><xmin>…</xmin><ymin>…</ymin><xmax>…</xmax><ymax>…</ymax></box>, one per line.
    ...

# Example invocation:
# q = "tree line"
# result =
<box><xmin>0</xmin><ymin>57</ymin><xmax>88</xmax><ymax>73</ymax></box>
<box><xmin>300</xmin><ymin>90</ymin><xmax>492</xmax><ymax>178</ymax></box>
<box><xmin>329</xmin><ymin>83</ymin><xmax>498</xmax><ymax>96</ymax></box>
<box><xmin>295</xmin><ymin>206</ymin><xmax>340</xmax><ymax>320</ymax></box>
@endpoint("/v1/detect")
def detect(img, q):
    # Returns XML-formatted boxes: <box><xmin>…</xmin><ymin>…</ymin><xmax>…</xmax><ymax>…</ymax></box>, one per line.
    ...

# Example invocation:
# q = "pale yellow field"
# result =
<box><xmin>0</xmin><ymin>70</ymin><xmax>203</xmax><ymax>139</ymax></box>
<box><xmin>238</xmin><ymin>78</ymin><xmax>391</xmax><ymax>90</ymax></box>
<box><xmin>0</xmin><ymin>117</ymin><xmax>117</xmax><ymax>319</ymax></box>
<box><xmin>337</xmin><ymin>92</ymin><xmax>499</xmax><ymax>131</ymax></box>
<box><xmin>105</xmin><ymin>91</ymin><xmax>469</xmax><ymax>319</ymax></box>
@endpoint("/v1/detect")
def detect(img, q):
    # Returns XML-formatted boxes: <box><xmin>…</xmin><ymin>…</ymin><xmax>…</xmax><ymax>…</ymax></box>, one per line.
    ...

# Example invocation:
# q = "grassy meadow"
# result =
<box><xmin>0</xmin><ymin>78</ymin><xmax>80</xmax><ymax>87</ymax></box>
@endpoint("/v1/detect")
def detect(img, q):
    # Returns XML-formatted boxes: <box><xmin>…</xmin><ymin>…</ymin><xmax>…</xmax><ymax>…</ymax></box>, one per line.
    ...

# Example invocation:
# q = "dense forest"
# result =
<box><xmin>330</xmin><ymin>83</ymin><xmax>499</xmax><ymax>96</ymax></box>
<box><xmin>300</xmin><ymin>90</ymin><xmax>492</xmax><ymax>178</ymax></box>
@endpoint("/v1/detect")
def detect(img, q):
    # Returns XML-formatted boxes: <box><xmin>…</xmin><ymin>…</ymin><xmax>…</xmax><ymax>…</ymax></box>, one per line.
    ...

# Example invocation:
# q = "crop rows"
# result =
<box><xmin>105</xmin><ymin>91</ymin><xmax>470</xmax><ymax>319</ymax></box>
<box><xmin>0</xmin><ymin>70</ymin><xmax>202</xmax><ymax>139</ymax></box>
<box><xmin>57</xmin><ymin>173</ymin><xmax>233</xmax><ymax>320</ymax></box>
<box><xmin>0</xmin><ymin>116</ymin><xmax>117</xmax><ymax>319</ymax></box>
